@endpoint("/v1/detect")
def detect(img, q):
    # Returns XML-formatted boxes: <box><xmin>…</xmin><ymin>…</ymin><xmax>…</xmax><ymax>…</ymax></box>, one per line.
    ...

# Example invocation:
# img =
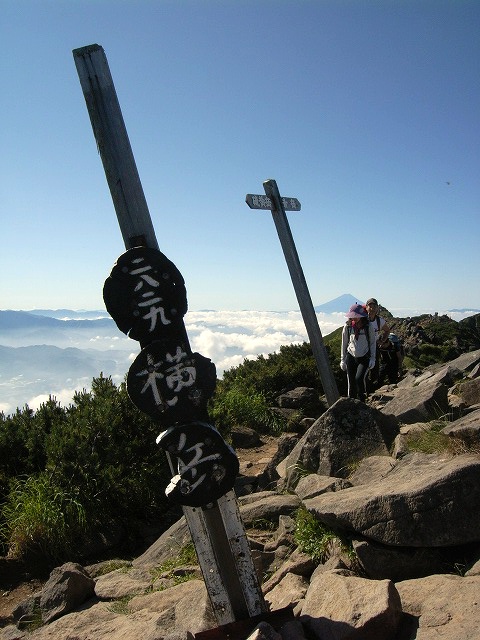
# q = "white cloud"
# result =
<box><xmin>0</xmin><ymin>401</ymin><xmax>12</xmax><ymax>414</ymax></box>
<box><xmin>185</xmin><ymin>310</ymin><xmax>344</xmax><ymax>376</ymax></box>
<box><xmin>4</xmin><ymin>307</ymin><xmax>478</xmax><ymax>415</ymax></box>
<box><xmin>27</xmin><ymin>387</ymin><xmax>83</xmax><ymax>411</ymax></box>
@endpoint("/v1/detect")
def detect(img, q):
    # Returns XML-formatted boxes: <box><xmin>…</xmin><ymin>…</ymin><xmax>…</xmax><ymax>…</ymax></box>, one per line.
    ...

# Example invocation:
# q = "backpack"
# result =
<box><xmin>388</xmin><ymin>333</ymin><xmax>405</xmax><ymax>363</ymax></box>
<box><xmin>346</xmin><ymin>320</ymin><xmax>372</xmax><ymax>353</ymax></box>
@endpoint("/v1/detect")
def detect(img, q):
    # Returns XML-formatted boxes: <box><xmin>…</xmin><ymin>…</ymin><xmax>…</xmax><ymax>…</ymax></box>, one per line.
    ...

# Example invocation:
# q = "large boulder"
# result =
<box><xmin>381</xmin><ymin>379</ymin><xmax>449</xmax><ymax>424</ymax></box>
<box><xmin>300</xmin><ymin>569</ymin><xmax>402</xmax><ymax>640</ymax></box>
<box><xmin>396</xmin><ymin>573</ymin><xmax>480</xmax><ymax>639</ymax></box>
<box><xmin>304</xmin><ymin>453</ymin><xmax>480</xmax><ymax>547</ymax></box>
<box><xmin>280</xmin><ymin>398</ymin><xmax>393</xmax><ymax>488</ymax></box>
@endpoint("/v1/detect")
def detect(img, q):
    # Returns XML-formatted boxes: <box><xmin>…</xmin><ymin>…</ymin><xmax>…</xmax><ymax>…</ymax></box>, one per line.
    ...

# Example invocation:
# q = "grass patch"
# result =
<box><xmin>94</xmin><ymin>560</ymin><xmax>132</xmax><ymax>577</ymax></box>
<box><xmin>404</xmin><ymin>421</ymin><xmax>450</xmax><ymax>454</ymax></box>
<box><xmin>149</xmin><ymin>542</ymin><xmax>198</xmax><ymax>589</ymax></box>
<box><xmin>249</xmin><ymin>518</ymin><xmax>277</xmax><ymax>532</ymax></box>
<box><xmin>107</xmin><ymin>595</ymin><xmax>133</xmax><ymax>615</ymax></box>
<box><xmin>21</xmin><ymin>604</ymin><xmax>44</xmax><ymax>632</ymax></box>
<box><xmin>294</xmin><ymin>507</ymin><xmax>353</xmax><ymax>563</ymax></box>
<box><xmin>404</xmin><ymin>417</ymin><xmax>480</xmax><ymax>456</ymax></box>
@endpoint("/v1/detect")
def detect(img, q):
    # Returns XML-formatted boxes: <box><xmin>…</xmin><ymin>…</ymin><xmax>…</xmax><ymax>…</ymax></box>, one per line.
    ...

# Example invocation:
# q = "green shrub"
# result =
<box><xmin>219</xmin><ymin>343</ymin><xmax>320</xmax><ymax>403</ymax></box>
<box><xmin>209</xmin><ymin>336</ymin><xmax>346</xmax><ymax>435</ymax></box>
<box><xmin>211</xmin><ymin>383</ymin><xmax>287</xmax><ymax>435</ymax></box>
<box><xmin>0</xmin><ymin>375</ymin><xmax>175</xmax><ymax>563</ymax></box>
<box><xmin>414</xmin><ymin>343</ymin><xmax>458</xmax><ymax>368</ymax></box>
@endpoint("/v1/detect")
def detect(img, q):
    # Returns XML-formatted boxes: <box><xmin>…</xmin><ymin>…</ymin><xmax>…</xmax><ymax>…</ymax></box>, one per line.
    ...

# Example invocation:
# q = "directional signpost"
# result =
<box><xmin>246</xmin><ymin>179</ymin><xmax>340</xmax><ymax>407</ymax></box>
<box><xmin>73</xmin><ymin>43</ymin><xmax>267</xmax><ymax>628</ymax></box>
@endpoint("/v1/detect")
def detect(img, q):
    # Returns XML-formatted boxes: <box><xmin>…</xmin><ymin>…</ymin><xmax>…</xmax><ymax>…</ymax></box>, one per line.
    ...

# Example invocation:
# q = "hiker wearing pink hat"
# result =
<box><xmin>340</xmin><ymin>303</ymin><xmax>376</xmax><ymax>403</ymax></box>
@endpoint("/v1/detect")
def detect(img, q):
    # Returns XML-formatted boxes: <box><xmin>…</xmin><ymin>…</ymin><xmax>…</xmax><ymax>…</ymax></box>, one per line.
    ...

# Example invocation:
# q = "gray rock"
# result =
<box><xmin>304</xmin><ymin>453</ymin><xmax>480</xmax><ymax>547</ymax></box>
<box><xmin>263</xmin><ymin>515</ymin><xmax>295</xmax><ymax>552</ymax></box>
<box><xmin>295</xmin><ymin>474</ymin><xmax>352</xmax><ymax>499</ymax></box>
<box><xmin>300</xmin><ymin>570</ymin><xmax>402</xmax><ymax>640</ymax></box>
<box><xmin>450</xmin><ymin>378</ymin><xmax>480</xmax><ymax>407</ymax></box>
<box><xmin>348</xmin><ymin>455</ymin><xmax>396</xmax><ymax>486</ymax></box>
<box><xmin>239</xmin><ymin>494</ymin><xmax>301</xmax><ymax>527</ymax></box>
<box><xmin>275</xmin><ymin>387</ymin><xmax>320</xmax><ymax>410</ymax></box>
<box><xmin>238</xmin><ymin>490</ymin><xmax>276</xmax><ymax>506</ymax></box>
<box><xmin>0</xmin><ymin>626</ymin><xmax>27</xmax><ymax>640</ymax></box>
<box><xmin>129</xmin><ymin>579</ymin><xmax>215</xmax><ymax>635</ymax></box>
<box><xmin>442</xmin><ymin>408</ymin><xmax>480</xmax><ymax>445</ymax></box>
<box><xmin>281</xmin><ymin>398</ymin><xmax>390</xmax><ymax>488</ymax></box>
<box><xmin>352</xmin><ymin>538</ymin><xmax>446</xmax><ymax>581</ymax></box>
<box><xmin>94</xmin><ymin>566</ymin><xmax>152</xmax><ymax>600</ymax></box>
<box><xmin>12</xmin><ymin>593</ymin><xmax>41</xmax><ymax>624</ymax></box>
<box><xmin>258</xmin><ymin>433</ymin><xmax>300</xmax><ymax>491</ymax></box>
<box><xmin>133</xmin><ymin>517</ymin><xmax>190</xmax><ymax>568</ymax></box>
<box><xmin>246</xmin><ymin>621</ymin><xmax>282</xmax><ymax>640</ymax></box>
<box><xmin>426</xmin><ymin>364</ymin><xmax>464</xmax><ymax>387</ymax></box>
<box><xmin>262</xmin><ymin>549</ymin><xmax>316</xmax><ymax>595</ymax></box>
<box><xmin>39</xmin><ymin>562</ymin><xmax>95</xmax><ymax>624</ymax></box>
<box><xmin>264</xmin><ymin>572</ymin><xmax>309</xmax><ymax>612</ymax></box>
<box><xmin>396</xmin><ymin>573</ymin><xmax>480</xmax><ymax>639</ymax></box>
<box><xmin>447</xmin><ymin>349</ymin><xmax>480</xmax><ymax>373</ymax></box>
<box><xmin>382</xmin><ymin>379</ymin><xmax>449</xmax><ymax>423</ymax></box>
<box><xmin>465</xmin><ymin>559</ymin><xmax>480</xmax><ymax>576</ymax></box>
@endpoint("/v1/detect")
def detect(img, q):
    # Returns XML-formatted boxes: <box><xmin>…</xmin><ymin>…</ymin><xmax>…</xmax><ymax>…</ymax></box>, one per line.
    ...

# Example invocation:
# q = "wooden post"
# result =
<box><xmin>246</xmin><ymin>179</ymin><xmax>340</xmax><ymax>407</ymax></box>
<box><xmin>73</xmin><ymin>43</ymin><xmax>266</xmax><ymax>625</ymax></box>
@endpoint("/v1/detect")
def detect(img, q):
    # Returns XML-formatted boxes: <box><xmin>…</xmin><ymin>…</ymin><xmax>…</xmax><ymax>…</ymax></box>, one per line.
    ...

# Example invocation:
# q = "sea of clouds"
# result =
<box><xmin>1</xmin><ymin>308</ymin><xmax>477</xmax><ymax>415</ymax></box>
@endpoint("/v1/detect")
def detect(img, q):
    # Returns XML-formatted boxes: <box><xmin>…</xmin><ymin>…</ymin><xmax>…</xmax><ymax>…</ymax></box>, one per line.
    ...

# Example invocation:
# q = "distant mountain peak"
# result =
<box><xmin>314</xmin><ymin>294</ymin><xmax>363</xmax><ymax>313</ymax></box>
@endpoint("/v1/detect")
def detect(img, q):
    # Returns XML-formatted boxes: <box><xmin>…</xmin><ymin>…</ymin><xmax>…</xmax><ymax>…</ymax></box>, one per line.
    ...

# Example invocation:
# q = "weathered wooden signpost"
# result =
<box><xmin>73</xmin><ymin>43</ymin><xmax>269</xmax><ymax>629</ymax></box>
<box><xmin>246</xmin><ymin>179</ymin><xmax>340</xmax><ymax>407</ymax></box>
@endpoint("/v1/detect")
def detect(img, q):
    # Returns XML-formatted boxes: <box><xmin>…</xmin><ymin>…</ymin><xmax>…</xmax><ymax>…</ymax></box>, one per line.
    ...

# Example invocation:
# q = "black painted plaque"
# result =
<box><xmin>127</xmin><ymin>339</ymin><xmax>216</xmax><ymax>425</ymax></box>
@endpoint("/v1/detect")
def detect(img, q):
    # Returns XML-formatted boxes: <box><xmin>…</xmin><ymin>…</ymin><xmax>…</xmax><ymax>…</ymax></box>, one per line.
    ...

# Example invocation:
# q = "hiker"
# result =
<box><xmin>340</xmin><ymin>303</ymin><xmax>376</xmax><ymax>403</ymax></box>
<box><xmin>365</xmin><ymin>297</ymin><xmax>390</xmax><ymax>390</ymax></box>
<box><xmin>378</xmin><ymin>333</ymin><xmax>404</xmax><ymax>385</ymax></box>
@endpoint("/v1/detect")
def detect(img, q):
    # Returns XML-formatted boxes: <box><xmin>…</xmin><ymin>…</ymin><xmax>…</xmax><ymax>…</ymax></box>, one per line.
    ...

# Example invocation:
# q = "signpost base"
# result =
<box><xmin>194</xmin><ymin>606</ymin><xmax>295</xmax><ymax>640</ymax></box>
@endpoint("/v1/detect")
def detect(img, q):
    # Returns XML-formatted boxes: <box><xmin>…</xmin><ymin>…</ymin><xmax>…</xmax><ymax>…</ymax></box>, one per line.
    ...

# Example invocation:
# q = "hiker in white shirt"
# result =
<box><xmin>340</xmin><ymin>304</ymin><xmax>376</xmax><ymax>403</ymax></box>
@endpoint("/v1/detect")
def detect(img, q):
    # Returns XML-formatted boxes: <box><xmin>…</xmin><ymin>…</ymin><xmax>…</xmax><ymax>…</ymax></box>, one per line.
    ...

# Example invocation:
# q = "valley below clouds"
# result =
<box><xmin>0</xmin><ymin>306</ymin><xmax>476</xmax><ymax>415</ymax></box>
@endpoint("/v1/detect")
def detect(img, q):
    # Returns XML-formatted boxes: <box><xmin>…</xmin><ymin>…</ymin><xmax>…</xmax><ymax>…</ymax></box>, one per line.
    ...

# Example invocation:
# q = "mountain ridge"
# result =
<box><xmin>314</xmin><ymin>293</ymin><xmax>362</xmax><ymax>313</ymax></box>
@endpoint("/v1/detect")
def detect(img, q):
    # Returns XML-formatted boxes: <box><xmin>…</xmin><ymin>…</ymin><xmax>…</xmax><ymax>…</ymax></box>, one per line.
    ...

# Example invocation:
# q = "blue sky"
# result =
<box><xmin>1</xmin><ymin>0</ymin><xmax>479</xmax><ymax>314</ymax></box>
